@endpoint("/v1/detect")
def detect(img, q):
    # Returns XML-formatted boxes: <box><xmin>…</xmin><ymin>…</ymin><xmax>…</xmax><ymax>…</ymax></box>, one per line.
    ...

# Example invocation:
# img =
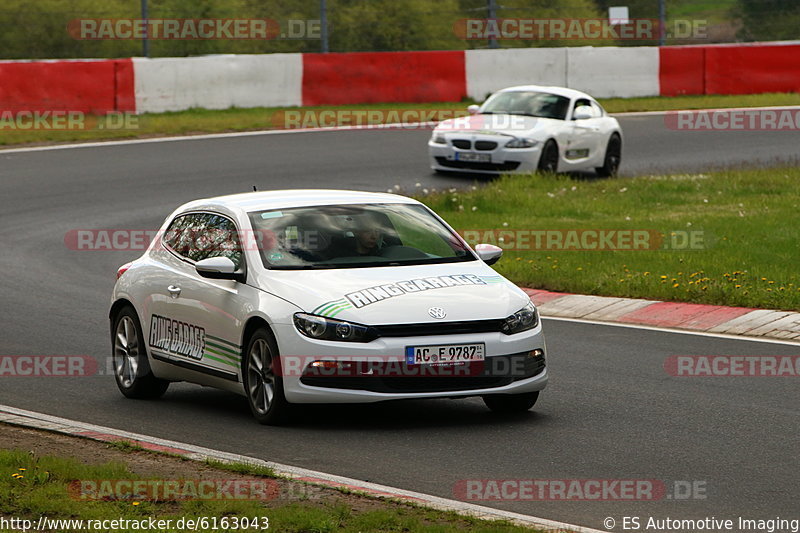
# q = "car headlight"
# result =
<box><xmin>500</xmin><ymin>302</ymin><xmax>539</xmax><ymax>335</ymax></box>
<box><xmin>293</xmin><ymin>313</ymin><xmax>379</xmax><ymax>342</ymax></box>
<box><xmin>505</xmin><ymin>137</ymin><xmax>538</xmax><ymax>148</ymax></box>
<box><xmin>431</xmin><ymin>132</ymin><xmax>447</xmax><ymax>144</ymax></box>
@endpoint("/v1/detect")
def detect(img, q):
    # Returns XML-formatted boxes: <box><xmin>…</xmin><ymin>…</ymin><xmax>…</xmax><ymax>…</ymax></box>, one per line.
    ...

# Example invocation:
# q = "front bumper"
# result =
<box><xmin>428</xmin><ymin>138</ymin><xmax>542</xmax><ymax>174</ymax></box>
<box><xmin>273</xmin><ymin>322</ymin><xmax>548</xmax><ymax>403</ymax></box>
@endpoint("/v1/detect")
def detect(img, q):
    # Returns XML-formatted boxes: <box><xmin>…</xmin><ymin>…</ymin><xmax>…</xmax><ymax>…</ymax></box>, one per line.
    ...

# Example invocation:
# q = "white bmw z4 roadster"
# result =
<box><xmin>429</xmin><ymin>85</ymin><xmax>622</xmax><ymax>176</ymax></box>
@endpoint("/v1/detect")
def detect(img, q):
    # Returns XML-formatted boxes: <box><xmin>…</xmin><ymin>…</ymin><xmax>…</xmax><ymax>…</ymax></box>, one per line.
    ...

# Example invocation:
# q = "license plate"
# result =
<box><xmin>405</xmin><ymin>343</ymin><xmax>485</xmax><ymax>365</ymax></box>
<box><xmin>455</xmin><ymin>152</ymin><xmax>491</xmax><ymax>163</ymax></box>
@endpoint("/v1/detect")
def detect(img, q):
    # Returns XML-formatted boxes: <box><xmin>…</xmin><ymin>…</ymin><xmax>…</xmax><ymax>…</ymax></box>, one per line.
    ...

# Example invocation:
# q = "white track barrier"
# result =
<box><xmin>133</xmin><ymin>54</ymin><xmax>302</xmax><ymax>113</ymax></box>
<box><xmin>466</xmin><ymin>48</ymin><xmax>568</xmax><ymax>101</ymax></box>
<box><xmin>466</xmin><ymin>46</ymin><xmax>659</xmax><ymax>102</ymax></box>
<box><xmin>566</xmin><ymin>46</ymin><xmax>659</xmax><ymax>98</ymax></box>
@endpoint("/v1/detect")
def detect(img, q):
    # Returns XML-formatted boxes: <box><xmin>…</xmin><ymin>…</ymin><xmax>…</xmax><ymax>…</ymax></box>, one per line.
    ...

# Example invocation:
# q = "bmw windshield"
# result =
<box><xmin>481</xmin><ymin>91</ymin><xmax>570</xmax><ymax>120</ymax></box>
<box><xmin>248</xmin><ymin>203</ymin><xmax>475</xmax><ymax>269</ymax></box>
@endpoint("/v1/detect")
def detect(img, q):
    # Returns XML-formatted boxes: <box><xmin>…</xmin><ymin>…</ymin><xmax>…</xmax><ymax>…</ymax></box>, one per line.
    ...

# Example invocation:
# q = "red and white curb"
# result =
<box><xmin>0</xmin><ymin>404</ymin><xmax>604</xmax><ymax>533</ymax></box>
<box><xmin>524</xmin><ymin>289</ymin><xmax>800</xmax><ymax>343</ymax></box>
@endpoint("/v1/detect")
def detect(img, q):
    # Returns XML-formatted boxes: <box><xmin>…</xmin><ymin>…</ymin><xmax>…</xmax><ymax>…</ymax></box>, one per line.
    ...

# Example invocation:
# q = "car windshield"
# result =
<box><xmin>248</xmin><ymin>203</ymin><xmax>475</xmax><ymax>269</ymax></box>
<box><xmin>481</xmin><ymin>91</ymin><xmax>570</xmax><ymax>120</ymax></box>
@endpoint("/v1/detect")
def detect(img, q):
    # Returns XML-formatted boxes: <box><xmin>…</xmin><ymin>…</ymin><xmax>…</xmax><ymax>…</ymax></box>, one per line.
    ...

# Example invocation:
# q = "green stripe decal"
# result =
<box><xmin>314</xmin><ymin>298</ymin><xmax>350</xmax><ymax>315</ymax></box>
<box><xmin>203</xmin><ymin>354</ymin><xmax>238</xmax><ymax>368</ymax></box>
<box><xmin>206</xmin><ymin>334</ymin><xmax>240</xmax><ymax>349</ymax></box>
<box><xmin>206</xmin><ymin>346</ymin><xmax>239</xmax><ymax>363</ymax></box>
<box><xmin>206</xmin><ymin>340</ymin><xmax>239</xmax><ymax>357</ymax></box>
<box><xmin>321</xmin><ymin>302</ymin><xmax>352</xmax><ymax>316</ymax></box>
<box><xmin>313</xmin><ymin>298</ymin><xmax>354</xmax><ymax>317</ymax></box>
<box><xmin>325</xmin><ymin>304</ymin><xmax>352</xmax><ymax>318</ymax></box>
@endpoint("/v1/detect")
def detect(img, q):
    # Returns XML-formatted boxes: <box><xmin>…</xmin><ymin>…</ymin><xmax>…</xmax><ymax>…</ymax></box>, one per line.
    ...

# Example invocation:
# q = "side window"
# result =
<box><xmin>164</xmin><ymin>214</ymin><xmax>205</xmax><ymax>261</ymax></box>
<box><xmin>590</xmin><ymin>101</ymin><xmax>604</xmax><ymax>118</ymax></box>
<box><xmin>163</xmin><ymin>213</ymin><xmax>244</xmax><ymax>270</ymax></box>
<box><xmin>202</xmin><ymin>214</ymin><xmax>244</xmax><ymax>270</ymax></box>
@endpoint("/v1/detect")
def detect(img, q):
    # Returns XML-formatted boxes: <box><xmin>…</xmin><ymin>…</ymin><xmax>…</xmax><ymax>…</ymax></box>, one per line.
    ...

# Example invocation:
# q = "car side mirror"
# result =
<box><xmin>467</xmin><ymin>104</ymin><xmax>480</xmax><ymax>115</ymax></box>
<box><xmin>195</xmin><ymin>256</ymin><xmax>241</xmax><ymax>281</ymax></box>
<box><xmin>475</xmin><ymin>243</ymin><xmax>503</xmax><ymax>266</ymax></box>
<box><xmin>573</xmin><ymin>106</ymin><xmax>593</xmax><ymax>120</ymax></box>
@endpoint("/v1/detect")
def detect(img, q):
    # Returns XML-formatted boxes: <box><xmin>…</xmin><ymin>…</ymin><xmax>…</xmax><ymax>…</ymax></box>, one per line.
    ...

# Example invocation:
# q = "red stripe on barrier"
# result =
<box><xmin>302</xmin><ymin>51</ymin><xmax>466</xmax><ymax>106</ymax></box>
<box><xmin>114</xmin><ymin>59</ymin><xmax>136</xmax><ymax>112</ymax></box>
<box><xmin>659</xmin><ymin>46</ymin><xmax>705</xmax><ymax>96</ymax></box>
<box><xmin>660</xmin><ymin>43</ymin><xmax>800</xmax><ymax>96</ymax></box>
<box><xmin>705</xmin><ymin>44</ymin><xmax>800</xmax><ymax>95</ymax></box>
<box><xmin>0</xmin><ymin>59</ymin><xmax>135</xmax><ymax>114</ymax></box>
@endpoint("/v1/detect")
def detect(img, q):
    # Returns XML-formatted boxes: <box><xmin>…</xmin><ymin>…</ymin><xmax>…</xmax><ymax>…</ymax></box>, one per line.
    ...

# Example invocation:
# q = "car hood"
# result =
<box><xmin>435</xmin><ymin>113</ymin><xmax>560</xmax><ymax>139</ymax></box>
<box><xmin>253</xmin><ymin>261</ymin><xmax>531</xmax><ymax>325</ymax></box>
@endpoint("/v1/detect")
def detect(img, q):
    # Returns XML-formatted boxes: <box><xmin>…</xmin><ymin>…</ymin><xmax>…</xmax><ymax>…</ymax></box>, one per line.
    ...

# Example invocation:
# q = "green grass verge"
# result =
<box><xmin>0</xmin><ymin>448</ymin><xmax>544</xmax><ymax>533</ymax></box>
<box><xmin>2</xmin><ymin>92</ymin><xmax>799</xmax><ymax>147</ymax></box>
<box><xmin>416</xmin><ymin>167</ymin><xmax>800</xmax><ymax>311</ymax></box>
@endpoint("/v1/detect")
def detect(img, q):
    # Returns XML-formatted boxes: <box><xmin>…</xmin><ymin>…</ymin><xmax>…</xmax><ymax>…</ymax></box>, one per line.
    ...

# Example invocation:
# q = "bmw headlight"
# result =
<box><xmin>431</xmin><ymin>132</ymin><xmax>447</xmax><ymax>144</ymax></box>
<box><xmin>505</xmin><ymin>137</ymin><xmax>538</xmax><ymax>149</ymax></box>
<box><xmin>293</xmin><ymin>313</ymin><xmax>379</xmax><ymax>342</ymax></box>
<box><xmin>500</xmin><ymin>302</ymin><xmax>539</xmax><ymax>335</ymax></box>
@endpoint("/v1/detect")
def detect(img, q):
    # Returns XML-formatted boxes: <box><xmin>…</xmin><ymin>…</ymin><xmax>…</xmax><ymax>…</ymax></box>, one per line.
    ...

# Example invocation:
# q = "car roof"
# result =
<box><xmin>495</xmin><ymin>85</ymin><xmax>593</xmax><ymax>101</ymax></box>
<box><xmin>175</xmin><ymin>189</ymin><xmax>419</xmax><ymax>216</ymax></box>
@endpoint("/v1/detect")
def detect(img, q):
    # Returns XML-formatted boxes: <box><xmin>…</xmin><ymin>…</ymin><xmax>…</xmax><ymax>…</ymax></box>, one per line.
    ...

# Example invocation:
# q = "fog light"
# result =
<box><xmin>309</xmin><ymin>360</ymin><xmax>339</xmax><ymax>369</ymax></box>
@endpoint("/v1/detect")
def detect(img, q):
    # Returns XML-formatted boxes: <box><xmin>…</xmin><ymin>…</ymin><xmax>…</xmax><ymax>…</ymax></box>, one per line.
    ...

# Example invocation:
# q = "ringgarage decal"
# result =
<box><xmin>313</xmin><ymin>274</ymin><xmax>501</xmax><ymax>314</ymax></box>
<box><xmin>149</xmin><ymin>315</ymin><xmax>206</xmax><ymax>361</ymax></box>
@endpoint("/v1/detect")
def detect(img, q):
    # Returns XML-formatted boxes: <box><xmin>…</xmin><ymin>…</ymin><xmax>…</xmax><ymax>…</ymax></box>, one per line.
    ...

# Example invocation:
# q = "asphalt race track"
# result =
<box><xmin>1</xmin><ymin>114</ymin><xmax>799</xmax><ymax>530</ymax></box>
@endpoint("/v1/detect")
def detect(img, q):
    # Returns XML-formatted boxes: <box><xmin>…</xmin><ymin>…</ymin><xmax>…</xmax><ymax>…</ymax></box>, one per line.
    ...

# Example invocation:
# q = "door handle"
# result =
<box><xmin>167</xmin><ymin>285</ymin><xmax>181</xmax><ymax>298</ymax></box>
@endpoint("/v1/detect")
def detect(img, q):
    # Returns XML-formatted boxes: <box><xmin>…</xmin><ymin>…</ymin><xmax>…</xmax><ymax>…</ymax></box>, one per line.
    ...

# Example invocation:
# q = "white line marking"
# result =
<box><xmin>612</xmin><ymin>105</ymin><xmax>800</xmax><ymax>117</ymax></box>
<box><xmin>3</xmin><ymin>103</ymin><xmax>799</xmax><ymax>154</ymax></box>
<box><xmin>0</xmin><ymin>122</ymin><xmax>439</xmax><ymax>155</ymax></box>
<box><xmin>0</xmin><ymin>404</ymin><xmax>606</xmax><ymax>533</ymax></box>
<box><xmin>542</xmin><ymin>315</ymin><xmax>800</xmax><ymax>346</ymax></box>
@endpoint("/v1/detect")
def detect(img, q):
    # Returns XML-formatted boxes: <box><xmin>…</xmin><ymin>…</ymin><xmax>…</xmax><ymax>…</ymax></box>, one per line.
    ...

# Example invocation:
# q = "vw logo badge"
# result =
<box><xmin>428</xmin><ymin>307</ymin><xmax>447</xmax><ymax>319</ymax></box>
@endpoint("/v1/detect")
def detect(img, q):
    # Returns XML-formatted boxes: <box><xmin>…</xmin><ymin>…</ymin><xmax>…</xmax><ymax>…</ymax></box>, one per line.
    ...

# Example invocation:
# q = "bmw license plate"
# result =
<box><xmin>405</xmin><ymin>343</ymin><xmax>485</xmax><ymax>365</ymax></box>
<box><xmin>455</xmin><ymin>152</ymin><xmax>491</xmax><ymax>163</ymax></box>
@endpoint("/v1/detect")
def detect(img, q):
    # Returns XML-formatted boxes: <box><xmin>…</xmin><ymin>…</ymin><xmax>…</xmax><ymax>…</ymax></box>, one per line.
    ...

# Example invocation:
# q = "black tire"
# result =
<box><xmin>595</xmin><ymin>134</ymin><xmax>622</xmax><ymax>177</ymax></box>
<box><xmin>243</xmin><ymin>327</ymin><xmax>290</xmax><ymax>425</ymax></box>
<box><xmin>483</xmin><ymin>392</ymin><xmax>539</xmax><ymax>413</ymax></box>
<box><xmin>112</xmin><ymin>307</ymin><xmax>169</xmax><ymax>399</ymax></box>
<box><xmin>537</xmin><ymin>140</ymin><xmax>559</xmax><ymax>174</ymax></box>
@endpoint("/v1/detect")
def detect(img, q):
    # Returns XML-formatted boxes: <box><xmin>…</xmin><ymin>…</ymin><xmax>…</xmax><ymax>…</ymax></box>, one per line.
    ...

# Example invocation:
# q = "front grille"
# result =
<box><xmin>299</xmin><ymin>352</ymin><xmax>546</xmax><ymax>394</ymax></box>
<box><xmin>436</xmin><ymin>157</ymin><xmax>520</xmax><ymax>172</ymax></box>
<box><xmin>375</xmin><ymin>319</ymin><xmax>504</xmax><ymax>337</ymax></box>
<box><xmin>451</xmin><ymin>139</ymin><xmax>472</xmax><ymax>149</ymax></box>
<box><xmin>475</xmin><ymin>141</ymin><xmax>498</xmax><ymax>150</ymax></box>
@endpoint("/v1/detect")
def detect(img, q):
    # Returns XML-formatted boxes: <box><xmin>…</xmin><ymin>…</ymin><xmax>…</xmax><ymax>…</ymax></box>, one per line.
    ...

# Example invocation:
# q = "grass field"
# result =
<box><xmin>416</xmin><ymin>167</ymin><xmax>800</xmax><ymax>311</ymax></box>
<box><xmin>2</xmin><ymin>92</ymin><xmax>800</xmax><ymax>147</ymax></box>
<box><xmin>0</xmin><ymin>446</ymin><xmax>543</xmax><ymax>533</ymax></box>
